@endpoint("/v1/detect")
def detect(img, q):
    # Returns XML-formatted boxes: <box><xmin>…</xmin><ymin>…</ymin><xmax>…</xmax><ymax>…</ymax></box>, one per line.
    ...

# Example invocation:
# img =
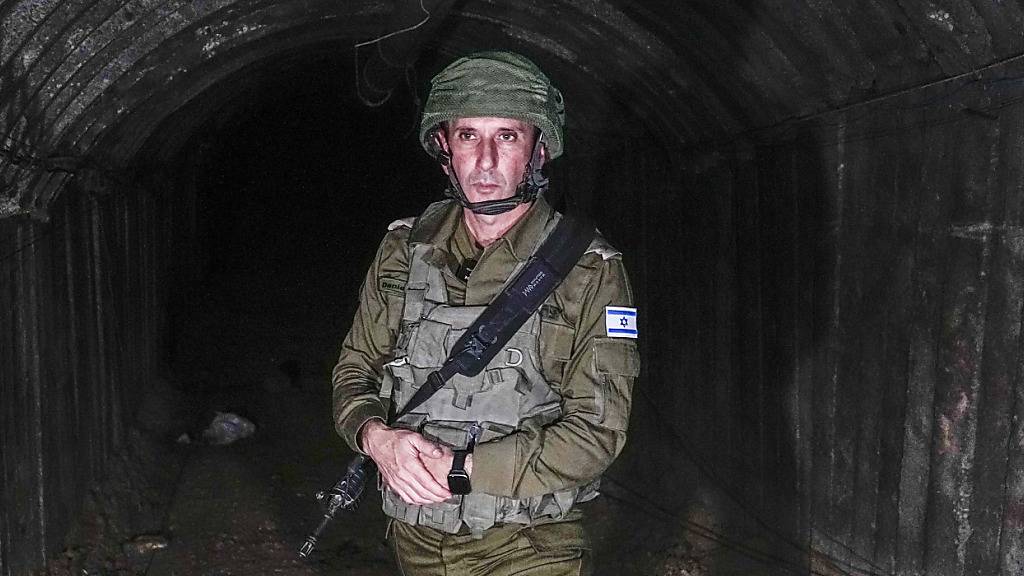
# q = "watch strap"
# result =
<box><xmin>447</xmin><ymin>449</ymin><xmax>472</xmax><ymax>494</ymax></box>
<box><xmin>452</xmin><ymin>448</ymin><xmax>470</xmax><ymax>470</ymax></box>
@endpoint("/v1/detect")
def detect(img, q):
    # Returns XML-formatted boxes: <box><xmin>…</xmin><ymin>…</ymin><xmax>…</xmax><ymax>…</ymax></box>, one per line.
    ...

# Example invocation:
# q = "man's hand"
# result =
<box><xmin>420</xmin><ymin>444</ymin><xmax>454</xmax><ymax>486</ymax></box>
<box><xmin>419</xmin><ymin>447</ymin><xmax>473</xmax><ymax>488</ymax></box>
<box><xmin>360</xmin><ymin>419</ymin><xmax>453</xmax><ymax>505</ymax></box>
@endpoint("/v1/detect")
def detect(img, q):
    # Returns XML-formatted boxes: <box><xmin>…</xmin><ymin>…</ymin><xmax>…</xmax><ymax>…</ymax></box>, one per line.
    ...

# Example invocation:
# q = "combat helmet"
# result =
<box><xmin>420</xmin><ymin>51</ymin><xmax>565</xmax><ymax>215</ymax></box>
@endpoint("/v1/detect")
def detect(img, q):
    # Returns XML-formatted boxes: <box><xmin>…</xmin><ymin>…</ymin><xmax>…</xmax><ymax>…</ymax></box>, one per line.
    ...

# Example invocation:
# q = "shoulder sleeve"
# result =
<box><xmin>331</xmin><ymin>227</ymin><xmax>410</xmax><ymax>453</ymax></box>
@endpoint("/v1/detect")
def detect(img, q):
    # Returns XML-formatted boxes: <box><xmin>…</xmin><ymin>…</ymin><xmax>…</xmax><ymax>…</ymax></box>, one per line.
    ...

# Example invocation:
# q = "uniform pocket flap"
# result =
<box><xmin>593</xmin><ymin>338</ymin><xmax>640</xmax><ymax>377</ymax></box>
<box><xmin>540</xmin><ymin>320</ymin><xmax>574</xmax><ymax>361</ymax></box>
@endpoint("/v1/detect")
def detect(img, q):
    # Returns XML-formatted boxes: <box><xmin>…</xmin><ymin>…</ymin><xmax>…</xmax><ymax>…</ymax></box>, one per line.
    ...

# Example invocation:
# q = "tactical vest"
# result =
<box><xmin>379</xmin><ymin>209</ymin><xmax>599</xmax><ymax>535</ymax></box>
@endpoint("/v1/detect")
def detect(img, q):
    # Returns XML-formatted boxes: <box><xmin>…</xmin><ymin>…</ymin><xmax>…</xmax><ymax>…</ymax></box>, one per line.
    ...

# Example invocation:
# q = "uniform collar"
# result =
<box><xmin>493</xmin><ymin>195</ymin><xmax>557</xmax><ymax>262</ymax></box>
<box><xmin>450</xmin><ymin>215</ymin><xmax>483</xmax><ymax>261</ymax></box>
<box><xmin>415</xmin><ymin>196</ymin><xmax>557</xmax><ymax>264</ymax></box>
<box><xmin>411</xmin><ymin>197</ymin><xmax>558</xmax><ymax>305</ymax></box>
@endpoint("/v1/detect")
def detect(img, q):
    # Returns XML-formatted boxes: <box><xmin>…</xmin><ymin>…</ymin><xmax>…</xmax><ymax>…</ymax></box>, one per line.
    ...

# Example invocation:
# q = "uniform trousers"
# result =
<box><xmin>389</xmin><ymin>518</ymin><xmax>592</xmax><ymax>576</ymax></box>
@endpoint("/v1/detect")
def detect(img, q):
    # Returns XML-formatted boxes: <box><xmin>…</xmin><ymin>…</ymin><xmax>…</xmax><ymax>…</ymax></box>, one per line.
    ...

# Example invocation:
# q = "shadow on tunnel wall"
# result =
<box><xmin>589</xmin><ymin>118</ymin><xmax>836</xmax><ymax>575</ymax></box>
<box><xmin>624</xmin><ymin>66</ymin><xmax>1024</xmax><ymax>576</ymax></box>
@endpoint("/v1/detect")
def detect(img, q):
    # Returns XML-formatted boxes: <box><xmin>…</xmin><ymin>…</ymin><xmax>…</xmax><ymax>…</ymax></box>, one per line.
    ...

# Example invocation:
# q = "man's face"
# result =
<box><xmin>440</xmin><ymin>117</ymin><xmax>539</xmax><ymax>205</ymax></box>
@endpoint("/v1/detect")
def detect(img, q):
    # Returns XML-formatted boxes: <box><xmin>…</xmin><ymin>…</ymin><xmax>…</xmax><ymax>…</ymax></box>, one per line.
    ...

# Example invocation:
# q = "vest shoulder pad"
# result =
<box><xmin>409</xmin><ymin>199</ymin><xmax>458</xmax><ymax>245</ymax></box>
<box><xmin>585</xmin><ymin>231</ymin><xmax>622</xmax><ymax>261</ymax></box>
<box><xmin>387</xmin><ymin>217</ymin><xmax>416</xmax><ymax>231</ymax></box>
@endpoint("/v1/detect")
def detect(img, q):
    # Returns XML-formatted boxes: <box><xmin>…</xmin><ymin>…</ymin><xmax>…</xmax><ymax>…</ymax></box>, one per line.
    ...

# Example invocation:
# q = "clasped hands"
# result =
<box><xmin>360</xmin><ymin>419</ymin><xmax>472</xmax><ymax>505</ymax></box>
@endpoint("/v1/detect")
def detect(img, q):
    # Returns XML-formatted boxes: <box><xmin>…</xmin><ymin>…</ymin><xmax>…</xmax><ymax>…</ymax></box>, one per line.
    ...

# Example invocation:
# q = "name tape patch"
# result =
<box><xmin>378</xmin><ymin>278</ymin><xmax>406</xmax><ymax>295</ymax></box>
<box><xmin>605</xmin><ymin>306</ymin><xmax>638</xmax><ymax>339</ymax></box>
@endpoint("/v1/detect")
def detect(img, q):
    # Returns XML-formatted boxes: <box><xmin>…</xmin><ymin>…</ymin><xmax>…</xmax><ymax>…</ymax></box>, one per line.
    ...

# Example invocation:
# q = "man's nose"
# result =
<box><xmin>478</xmin><ymin>137</ymin><xmax>497</xmax><ymax>170</ymax></box>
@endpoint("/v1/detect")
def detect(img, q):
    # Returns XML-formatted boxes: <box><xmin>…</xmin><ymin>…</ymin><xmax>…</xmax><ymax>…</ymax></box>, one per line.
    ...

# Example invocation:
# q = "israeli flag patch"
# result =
<box><xmin>605</xmin><ymin>306</ymin><xmax>638</xmax><ymax>339</ymax></box>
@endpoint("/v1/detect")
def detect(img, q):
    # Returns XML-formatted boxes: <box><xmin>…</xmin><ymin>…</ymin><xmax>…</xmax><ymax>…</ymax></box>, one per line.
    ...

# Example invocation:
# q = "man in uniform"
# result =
<box><xmin>332</xmin><ymin>51</ymin><xmax>639</xmax><ymax>575</ymax></box>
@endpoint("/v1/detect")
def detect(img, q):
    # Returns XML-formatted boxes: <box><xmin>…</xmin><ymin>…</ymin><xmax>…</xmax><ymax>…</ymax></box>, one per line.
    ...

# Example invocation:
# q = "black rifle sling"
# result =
<box><xmin>393</xmin><ymin>213</ymin><xmax>595</xmax><ymax>421</ymax></box>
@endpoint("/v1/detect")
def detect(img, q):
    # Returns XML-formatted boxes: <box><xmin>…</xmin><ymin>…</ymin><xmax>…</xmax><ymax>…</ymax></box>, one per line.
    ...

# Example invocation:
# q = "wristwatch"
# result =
<box><xmin>448</xmin><ymin>423</ymin><xmax>482</xmax><ymax>495</ymax></box>
<box><xmin>447</xmin><ymin>449</ymin><xmax>472</xmax><ymax>494</ymax></box>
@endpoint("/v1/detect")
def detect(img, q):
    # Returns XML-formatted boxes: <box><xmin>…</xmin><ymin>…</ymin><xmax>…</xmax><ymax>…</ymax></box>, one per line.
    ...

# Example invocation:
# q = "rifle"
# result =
<box><xmin>297</xmin><ymin>454</ymin><xmax>374</xmax><ymax>558</ymax></box>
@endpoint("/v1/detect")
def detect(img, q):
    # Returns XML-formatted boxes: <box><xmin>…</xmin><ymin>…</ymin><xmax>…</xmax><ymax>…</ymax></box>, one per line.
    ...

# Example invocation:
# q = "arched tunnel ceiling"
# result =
<box><xmin>3</xmin><ymin>0</ymin><xmax>1024</xmax><ymax>218</ymax></box>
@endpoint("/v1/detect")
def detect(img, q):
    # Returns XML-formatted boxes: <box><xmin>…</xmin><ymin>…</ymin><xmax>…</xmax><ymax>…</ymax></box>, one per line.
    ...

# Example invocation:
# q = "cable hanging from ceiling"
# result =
<box><xmin>352</xmin><ymin>0</ymin><xmax>432</xmax><ymax>108</ymax></box>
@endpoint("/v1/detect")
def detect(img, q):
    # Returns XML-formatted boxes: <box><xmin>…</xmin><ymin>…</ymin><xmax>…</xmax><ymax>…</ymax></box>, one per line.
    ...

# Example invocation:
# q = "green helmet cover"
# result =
<box><xmin>419</xmin><ymin>51</ymin><xmax>565</xmax><ymax>160</ymax></box>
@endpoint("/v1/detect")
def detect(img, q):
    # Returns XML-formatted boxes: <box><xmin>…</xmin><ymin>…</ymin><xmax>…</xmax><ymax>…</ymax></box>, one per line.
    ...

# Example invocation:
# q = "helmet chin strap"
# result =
<box><xmin>437</xmin><ymin>134</ymin><xmax>549</xmax><ymax>216</ymax></box>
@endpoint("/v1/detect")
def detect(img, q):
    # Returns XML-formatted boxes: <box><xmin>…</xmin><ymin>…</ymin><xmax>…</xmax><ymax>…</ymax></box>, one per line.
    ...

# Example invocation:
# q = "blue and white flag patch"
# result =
<box><xmin>605</xmin><ymin>306</ymin><xmax>638</xmax><ymax>339</ymax></box>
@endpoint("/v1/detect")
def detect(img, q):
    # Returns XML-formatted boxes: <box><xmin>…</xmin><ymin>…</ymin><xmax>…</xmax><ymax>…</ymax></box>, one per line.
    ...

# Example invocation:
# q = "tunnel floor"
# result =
<box><xmin>61</xmin><ymin>387</ymin><xmax>713</xmax><ymax>576</ymax></box>
<box><xmin>144</xmin><ymin>387</ymin><xmax>393</xmax><ymax>576</ymax></box>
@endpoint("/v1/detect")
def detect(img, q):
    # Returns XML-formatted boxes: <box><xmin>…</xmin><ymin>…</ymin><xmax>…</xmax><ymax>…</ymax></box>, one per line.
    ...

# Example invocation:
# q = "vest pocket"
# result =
<box><xmin>385</xmin><ymin>361</ymin><xmax>415</xmax><ymax>409</ymax></box>
<box><xmin>447</xmin><ymin>368</ymin><xmax>524</xmax><ymax>427</ymax></box>
<box><xmin>406</xmin><ymin>318</ymin><xmax>451</xmax><ymax>368</ymax></box>
<box><xmin>419</xmin><ymin>498</ymin><xmax>463</xmax><ymax>534</ymax></box>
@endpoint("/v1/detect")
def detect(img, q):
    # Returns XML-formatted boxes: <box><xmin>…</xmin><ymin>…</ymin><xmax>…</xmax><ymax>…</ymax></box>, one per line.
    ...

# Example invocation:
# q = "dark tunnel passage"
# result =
<box><xmin>163</xmin><ymin>49</ymin><xmax>441</xmax><ymax>396</ymax></box>
<box><xmin>5</xmin><ymin>2</ymin><xmax>1024</xmax><ymax>576</ymax></box>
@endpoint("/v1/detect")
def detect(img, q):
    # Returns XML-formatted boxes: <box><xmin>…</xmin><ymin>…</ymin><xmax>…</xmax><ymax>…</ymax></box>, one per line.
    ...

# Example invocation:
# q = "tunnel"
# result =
<box><xmin>3</xmin><ymin>1</ymin><xmax>1024</xmax><ymax>575</ymax></box>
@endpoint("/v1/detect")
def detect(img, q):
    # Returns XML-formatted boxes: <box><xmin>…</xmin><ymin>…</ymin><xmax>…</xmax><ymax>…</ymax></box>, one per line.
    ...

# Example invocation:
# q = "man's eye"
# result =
<box><xmin>497</xmin><ymin>133</ymin><xmax>516</xmax><ymax>141</ymax></box>
<box><xmin>458</xmin><ymin>132</ymin><xmax>476</xmax><ymax>140</ymax></box>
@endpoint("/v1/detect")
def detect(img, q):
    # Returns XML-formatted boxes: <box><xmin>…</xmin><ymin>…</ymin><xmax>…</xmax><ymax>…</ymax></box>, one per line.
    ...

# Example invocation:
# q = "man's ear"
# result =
<box><xmin>433</xmin><ymin>130</ymin><xmax>451</xmax><ymax>175</ymax></box>
<box><xmin>531</xmin><ymin>127</ymin><xmax>547</xmax><ymax>169</ymax></box>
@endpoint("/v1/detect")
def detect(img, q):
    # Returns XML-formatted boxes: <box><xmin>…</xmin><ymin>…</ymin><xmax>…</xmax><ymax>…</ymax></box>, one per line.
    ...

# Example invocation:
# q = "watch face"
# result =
<box><xmin>448</xmin><ymin>472</ymin><xmax>472</xmax><ymax>495</ymax></box>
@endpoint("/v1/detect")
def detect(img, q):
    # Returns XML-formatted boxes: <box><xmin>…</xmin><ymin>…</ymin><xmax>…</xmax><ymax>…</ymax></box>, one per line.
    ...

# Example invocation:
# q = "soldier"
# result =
<box><xmin>332</xmin><ymin>51</ymin><xmax>639</xmax><ymax>575</ymax></box>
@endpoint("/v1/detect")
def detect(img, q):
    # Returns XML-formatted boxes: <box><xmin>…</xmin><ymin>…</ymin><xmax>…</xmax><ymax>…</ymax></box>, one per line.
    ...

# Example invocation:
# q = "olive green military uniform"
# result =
<box><xmin>332</xmin><ymin>196</ymin><xmax>638</xmax><ymax>575</ymax></box>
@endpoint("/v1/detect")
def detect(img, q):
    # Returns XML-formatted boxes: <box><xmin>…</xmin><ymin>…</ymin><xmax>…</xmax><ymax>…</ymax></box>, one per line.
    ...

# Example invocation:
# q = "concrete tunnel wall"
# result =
<box><xmin>3</xmin><ymin>1</ymin><xmax>1024</xmax><ymax>575</ymax></box>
